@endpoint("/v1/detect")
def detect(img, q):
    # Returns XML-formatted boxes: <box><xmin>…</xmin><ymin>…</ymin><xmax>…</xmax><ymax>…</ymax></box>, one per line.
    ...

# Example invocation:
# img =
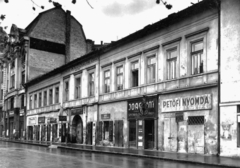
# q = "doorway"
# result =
<box><xmin>61</xmin><ymin>123</ymin><xmax>66</xmax><ymax>142</ymax></box>
<box><xmin>164</xmin><ymin>117</ymin><xmax>177</xmax><ymax>152</ymax></box>
<box><xmin>28</xmin><ymin>126</ymin><xmax>33</xmax><ymax>140</ymax></box>
<box><xmin>86</xmin><ymin>122</ymin><xmax>93</xmax><ymax>145</ymax></box>
<box><xmin>41</xmin><ymin>125</ymin><xmax>45</xmax><ymax>141</ymax></box>
<box><xmin>52</xmin><ymin>124</ymin><xmax>58</xmax><ymax>142</ymax></box>
<box><xmin>115</xmin><ymin>120</ymin><xmax>123</xmax><ymax>147</ymax></box>
<box><xmin>47</xmin><ymin>125</ymin><xmax>51</xmax><ymax>141</ymax></box>
<box><xmin>72</xmin><ymin>115</ymin><xmax>83</xmax><ymax>143</ymax></box>
<box><xmin>129</xmin><ymin>120</ymin><xmax>137</xmax><ymax>147</ymax></box>
<box><xmin>144</xmin><ymin>119</ymin><xmax>154</xmax><ymax>149</ymax></box>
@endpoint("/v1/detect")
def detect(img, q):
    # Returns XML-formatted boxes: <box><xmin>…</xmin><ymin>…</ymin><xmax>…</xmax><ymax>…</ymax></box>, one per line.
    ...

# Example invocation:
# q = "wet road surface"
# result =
<box><xmin>0</xmin><ymin>141</ymin><xmax>220</xmax><ymax>168</ymax></box>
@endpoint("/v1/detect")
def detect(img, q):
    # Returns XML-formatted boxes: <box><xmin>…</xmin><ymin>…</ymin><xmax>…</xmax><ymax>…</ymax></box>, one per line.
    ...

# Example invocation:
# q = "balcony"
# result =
<box><xmin>27</xmin><ymin>104</ymin><xmax>60</xmax><ymax>115</ymax></box>
<box><xmin>99</xmin><ymin>70</ymin><xmax>218</xmax><ymax>103</ymax></box>
<box><xmin>63</xmin><ymin>96</ymin><xmax>97</xmax><ymax>109</ymax></box>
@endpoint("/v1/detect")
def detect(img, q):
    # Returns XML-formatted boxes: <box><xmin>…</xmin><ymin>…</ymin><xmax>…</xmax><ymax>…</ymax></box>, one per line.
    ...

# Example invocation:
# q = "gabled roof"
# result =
<box><xmin>25</xmin><ymin>0</ymin><xmax>219</xmax><ymax>87</ymax></box>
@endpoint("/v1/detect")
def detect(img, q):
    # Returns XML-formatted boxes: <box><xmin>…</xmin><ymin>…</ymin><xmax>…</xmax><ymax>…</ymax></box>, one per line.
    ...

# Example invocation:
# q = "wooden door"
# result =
<box><xmin>87</xmin><ymin>122</ymin><xmax>93</xmax><ymax>145</ymax></box>
<box><xmin>164</xmin><ymin>118</ymin><xmax>177</xmax><ymax>152</ymax></box>
<box><xmin>115</xmin><ymin>120</ymin><xmax>123</xmax><ymax>147</ymax></box>
<box><xmin>97</xmin><ymin>121</ymin><xmax>102</xmax><ymax>145</ymax></box>
<box><xmin>109</xmin><ymin>121</ymin><xmax>113</xmax><ymax>142</ymax></box>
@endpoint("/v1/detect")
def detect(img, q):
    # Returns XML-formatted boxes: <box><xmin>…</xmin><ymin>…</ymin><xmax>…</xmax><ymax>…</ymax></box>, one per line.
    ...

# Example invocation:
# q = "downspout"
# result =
<box><xmin>217</xmin><ymin>0</ymin><xmax>221</xmax><ymax>156</ymax></box>
<box><xmin>96</xmin><ymin>54</ymin><xmax>100</xmax><ymax>146</ymax></box>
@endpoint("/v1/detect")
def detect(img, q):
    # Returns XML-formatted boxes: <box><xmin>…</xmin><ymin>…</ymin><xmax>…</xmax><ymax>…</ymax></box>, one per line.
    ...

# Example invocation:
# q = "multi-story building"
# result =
<box><xmin>220</xmin><ymin>0</ymin><xmax>240</xmax><ymax>157</ymax></box>
<box><xmin>25</xmin><ymin>0</ymin><xmax>221</xmax><ymax>156</ymax></box>
<box><xmin>1</xmin><ymin>5</ymin><xmax>91</xmax><ymax>140</ymax></box>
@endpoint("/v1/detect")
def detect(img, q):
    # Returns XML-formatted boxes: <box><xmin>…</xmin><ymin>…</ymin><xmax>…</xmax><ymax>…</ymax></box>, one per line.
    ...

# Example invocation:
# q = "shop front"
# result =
<box><xmin>49</xmin><ymin>117</ymin><xmax>58</xmax><ymax>142</ymax></box>
<box><xmin>128</xmin><ymin>96</ymin><xmax>158</xmax><ymax>150</ymax></box>
<box><xmin>27</xmin><ymin>116</ymin><xmax>37</xmax><ymax>140</ymax></box>
<box><xmin>159</xmin><ymin>88</ymin><xmax>218</xmax><ymax>155</ymax></box>
<box><xmin>38</xmin><ymin>116</ymin><xmax>45</xmax><ymax>141</ymax></box>
<box><xmin>98</xmin><ymin>102</ymin><xmax>127</xmax><ymax>147</ymax></box>
<box><xmin>71</xmin><ymin>107</ymin><xmax>83</xmax><ymax>143</ymax></box>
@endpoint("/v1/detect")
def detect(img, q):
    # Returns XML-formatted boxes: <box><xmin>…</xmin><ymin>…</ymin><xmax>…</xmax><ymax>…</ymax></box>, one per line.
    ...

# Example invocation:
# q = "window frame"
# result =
<box><xmin>43</xmin><ymin>90</ymin><xmax>47</xmax><ymax>106</ymax></box>
<box><xmin>55</xmin><ymin>86</ymin><xmax>59</xmax><ymax>104</ymax></box>
<box><xmin>146</xmin><ymin>55</ymin><xmax>157</xmax><ymax>84</ymax></box>
<box><xmin>88</xmin><ymin>72</ymin><xmax>95</xmax><ymax>97</ymax></box>
<box><xmin>38</xmin><ymin>92</ymin><xmax>42</xmax><ymax>108</ymax></box>
<box><xmin>116</xmin><ymin>65</ymin><xmax>124</xmax><ymax>91</ymax></box>
<box><xmin>104</xmin><ymin>69</ymin><xmax>111</xmax><ymax>93</ymax></box>
<box><xmin>63</xmin><ymin>79</ymin><xmax>70</xmax><ymax>102</ymax></box>
<box><xmin>75</xmin><ymin>75</ymin><xmax>81</xmax><ymax>99</ymax></box>
<box><xmin>49</xmin><ymin>88</ymin><xmax>53</xmax><ymax>105</ymax></box>
<box><xmin>186</xmin><ymin>29</ymin><xmax>208</xmax><ymax>76</ymax></box>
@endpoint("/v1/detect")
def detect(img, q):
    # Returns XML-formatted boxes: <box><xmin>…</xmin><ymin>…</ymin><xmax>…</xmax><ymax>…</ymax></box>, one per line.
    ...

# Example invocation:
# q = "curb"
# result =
<box><xmin>57</xmin><ymin>146</ymin><xmax>238</xmax><ymax>168</ymax></box>
<box><xmin>1</xmin><ymin>139</ymin><xmax>239</xmax><ymax>168</ymax></box>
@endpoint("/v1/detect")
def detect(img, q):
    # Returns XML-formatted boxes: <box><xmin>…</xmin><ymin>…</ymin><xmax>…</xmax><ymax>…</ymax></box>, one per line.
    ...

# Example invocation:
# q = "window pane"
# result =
<box><xmin>168</xmin><ymin>49</ymin><xmax>177</xmax><ymax>59</ymax></box>
<box><xmin>132</xmin><ymin>61</ymin><xmax>139</xmax><ymax>70</ymax></box>
<box><xmin>148</xmin><ymin>57</ymin><xmax>156</xmax><ymax>65</ymax></box>
<box><xmin>192</xmin><ymin>41</ymin><xmax>203</xmax><ymax>52</ymax></box>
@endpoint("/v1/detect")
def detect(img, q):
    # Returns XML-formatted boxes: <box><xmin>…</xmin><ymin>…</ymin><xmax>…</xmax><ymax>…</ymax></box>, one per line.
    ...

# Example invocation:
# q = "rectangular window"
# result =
<box><xmin>43</xmin><ymin>91</ymin><xmax>47</xmax><ymax>106</ymax></box>
<box><xmin>167</xmin><ymin>48</ymin><xmax>177</xmax><ymax>80</ymax></box>
<box><xmin>191</xmin><ymin>40</ymin><xmax>204</xmax><ymax>75</ymax></box>
<box><xmin>10</xmin><ymin>62</ymin><xmax>15</xmax><ymax>89</ymax></box>
<box><xmin>89</xmin><ymin>73</ymin><xmax>94</xmax><ymax>96</ymax></box>
<box><xmin>0</xmin><ymin>89</ymin><xmax>3</xmax><ymax>100</ymax></box>
<box><xmin>64</xmin><ymin>81</ymin><xmax>69</xmax><ymax>101</ymax></box>
<box><xmin>116</xmin><ymin>66</ymin><xmax>123</xmax><ymax>91</ymax></box>
<box><xmin>55</xmin><ymin>87</ymin><xmax>59</xmax><ymax>103</ymax></box>
<box><xmin>21</xmin><ymin>71</ymin><xmax>25</xmax><ymax>85</ymax></box>
<box><xmin>10</xmin><ymin>97</ymin><xmax>14</xmax><ymax>110</ymax></box>
<box><xmin>21</xmin><ymin>94</ymin><xmax>24</xmax><ymax>109</ymax></box>
<box><xmin>75</xmin><ymin>77</ymin><xmax>81</xmax><ymax>99</ymax></box>
<box><xmin>131</xmin><ymin>61</ymin><xmax>139</xmax><ymax>87</ymax></box>
<box><xmin>30</xmin><ymin>95</ymin><xmax>32</xmax><ymax>109</ymax></box>
<box><xmin>1</xmin><ymin>69</ymin><xmax>3</xmax><ymax>84</ymax></box>
<box><xmin>104</xmin><ymin>70</ymin><xmax>110</xmax><ymax>93</ymax></box>
<box><xmin>49</xmin><ymin>89</ymin><xmax>53</xmax><ymax>105</ymax></box>
<box><xmin>147</xmin><ymin>56</ymin><xmax>156</xmax><ymax>84</ymax></box>
<box><xmin>38</xmin><ymin>92</ymin><xmax>42</xmax><ymax>107</ymax></box>
<box><xmin>34</xmin><ymin>94</ymin><xmax>37</xmax><ymax>108</ymax></box>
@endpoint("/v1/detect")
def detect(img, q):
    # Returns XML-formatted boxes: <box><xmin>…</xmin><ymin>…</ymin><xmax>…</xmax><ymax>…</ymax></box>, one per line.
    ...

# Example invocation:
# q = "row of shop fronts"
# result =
<box><xmin>25</xmin><ymin>86</ymin><xmax>218</xmax><ymax>155</ymax></box>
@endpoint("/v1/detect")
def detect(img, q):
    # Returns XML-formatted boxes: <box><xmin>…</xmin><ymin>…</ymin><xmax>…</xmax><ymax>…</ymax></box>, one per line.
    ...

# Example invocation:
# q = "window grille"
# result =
<box><xmin>188</xmin><ymin>116</ymin><xmax>204</xmax><ymax>125</ymax></box>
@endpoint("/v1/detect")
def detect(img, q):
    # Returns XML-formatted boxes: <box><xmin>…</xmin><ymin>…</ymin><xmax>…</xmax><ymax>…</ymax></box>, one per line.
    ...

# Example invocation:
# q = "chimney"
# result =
<box><xmin>65</xmin><ymin>10</ymin><xmax>71</xmax><ymax>63</ymax></box>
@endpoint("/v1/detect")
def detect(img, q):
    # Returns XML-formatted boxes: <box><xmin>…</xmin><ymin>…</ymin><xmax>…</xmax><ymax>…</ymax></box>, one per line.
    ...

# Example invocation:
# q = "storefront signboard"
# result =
<box><xmin>101</xmin><ymin>114</ymin><xmax>111</xmax><ymax>120</ymax></box>
<box><xmin>28</xmin><ymin>117</ymin><xmax>36</xmax><ymax>125</ymax></box>
<box><xmin>59</xmin><ymin>116</ymin><xmax>67</xmax><ymax>121</ymax></box>
<box><xmin>9</xmin><ymin>111</ymin><xmax>14</xmax><ymax>117</ymax></box>
<box><xmin>38</xmin><ymin>117</ymin><xmax>45</xmax><ymax>124</ymax></box>
<box><xmin>162</xmin><ymin>94</ymin><xmax>212</xmax><ymax>112</ymax></box>
<box><xmin>71</xmin><ymin>108</ymin><xmax>83</xmax><ymax>116</ymax></box>
<box><xmin>128</xmin><ymin>96</ymin><xmax>157</xmax><ymax>119</ymax></box>
<box><xmin>49</xmin><ymin>118</ymin><xmax>57</xmax><ymax>124</ymax></box>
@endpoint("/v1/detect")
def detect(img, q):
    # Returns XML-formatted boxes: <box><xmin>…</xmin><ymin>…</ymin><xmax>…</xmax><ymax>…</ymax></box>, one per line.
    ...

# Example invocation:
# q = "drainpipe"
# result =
<box><xmin>217</xmin><ymin>0</ymin><xmax>221</xmax><ymax>156</ymax></box>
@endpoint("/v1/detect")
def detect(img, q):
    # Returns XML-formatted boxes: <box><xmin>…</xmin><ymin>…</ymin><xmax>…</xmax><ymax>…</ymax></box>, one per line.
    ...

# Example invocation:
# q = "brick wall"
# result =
<box><xmin>28</xmin><ymin>49</ymin><xmax>65</xmax><ymax>81</ymax></box>
<box><xmin>69</xmin><ymin>17</ymin><xmax>87</xmax><ymax>61</ymax></box>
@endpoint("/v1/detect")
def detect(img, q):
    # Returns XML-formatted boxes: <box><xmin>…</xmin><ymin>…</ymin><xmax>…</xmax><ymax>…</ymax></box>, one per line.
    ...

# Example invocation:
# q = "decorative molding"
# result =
<box><xmin>113</xmin><ymin>57</ymin><xmax>126</xmax><ymax>64</ymax></box>
<box><xmin>86</xmin><ymin>65</ymin><xmax>96</xmax><ymax>71</ymax></box>
<box><xmin>162</xmin><ymin>37</ymin><xmax>182</xmax><ymax>47</ymax></box>
<box><xmin>185</xmin><ymin>27</ymin><xmax>209</xmax><ymax>38</ymax></box>
<box><xmin>143</xmin><ymin>45</ymin><xmax>160</xmax><ymax>53</ymax></box>
<box><xmin>127</xmin><ymin>52</ymin><xmax>142</xmax><ymax>59</ymax></box>
<box><xmin>101</xmin><ymin>62</ymin><xmax>112</xmax><ymax>69</ymax></box>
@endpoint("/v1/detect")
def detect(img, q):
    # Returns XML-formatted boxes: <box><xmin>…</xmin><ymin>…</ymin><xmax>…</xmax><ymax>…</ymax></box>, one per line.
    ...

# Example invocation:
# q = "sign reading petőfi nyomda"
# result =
<box><xmin>162</xmin><ymin>94</ymin><xmax>212</xmax><ymax>112</ymax></box>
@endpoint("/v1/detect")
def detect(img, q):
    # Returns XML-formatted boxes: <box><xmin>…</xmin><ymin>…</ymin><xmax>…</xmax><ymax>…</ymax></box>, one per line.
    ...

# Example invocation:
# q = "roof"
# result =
<box><xmin>25</xmin><ymin>0</ymin><xmax>219</xmax><ymax>87</ymax></box>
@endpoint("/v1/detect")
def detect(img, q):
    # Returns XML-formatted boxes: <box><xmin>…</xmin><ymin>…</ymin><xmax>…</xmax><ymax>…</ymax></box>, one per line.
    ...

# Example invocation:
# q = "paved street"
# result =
<box><xmin>0</xmin><ymin>141</ymin><xmax>222</xmax><ymax>168</ymax></box>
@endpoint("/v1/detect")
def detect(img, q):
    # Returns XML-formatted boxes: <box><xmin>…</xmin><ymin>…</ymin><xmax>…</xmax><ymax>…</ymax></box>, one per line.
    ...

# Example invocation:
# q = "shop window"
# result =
<box><xmin>89</xmin><ymin>72</ymin><xmax>95</xmax><ymax>96</ymax></box>
<box><xmin>116</xmin><ymin>66</ymin><xmax>123</xmax><ymax>91</ymax></box>
<box><xmin>131</xmin><ymin>61</ymin><xmax>139</xmax><ymax>87</ymax></box>
<box><xmin>147</xmin><ymin>56</ymin><xmax>156</xmax><ymax>84</ymax></box>
<box><xmin>103</xmin><ymin>121</ymin><xmax>113</xmax><ymax>142</ymax></box>
<box><xmin>49</xmin><ymin>89</ymin><xmax>53</xmax><ymax>105</ymax></box>
<box><xmin>43</xmin><ymin>91</ymin><xmax>47</xmax><ymax>106</ymax></box>
<box><xmin>38</xmin><ymin>92</ymin><xmax>42</xmax><ymax>108</ymax></box>
<box><xmin>188</xmin><ymin>116</ymin><xmax>204</xmax><ymax>125</ymax></box>
<box><xmin>55</xmin><ymin>87</ymin><xmax>59</xmax><ymax>103</ymax></box>
<box><xmin>191</xmin><ymin>40</ymin><xmax>204</xmax><ymax>75</ymax></box>
<box><xmin>167</xmin><ymin>48</ymin><xmax>177</xmax><ymax>80</ymax></box>
<box><xmin>75</xmin><ymin>77</ymin><xmax>81</xmax><ymax>99</ymax></box>
<box><xmin>129</xmin><ymin>120</ymin><xmax>137</xmax><ymax>147</ymax></box>
<box><xmin>104</xmin><ymin>70</ymin><xmax>110</xmax><ymax>93</ymax></box>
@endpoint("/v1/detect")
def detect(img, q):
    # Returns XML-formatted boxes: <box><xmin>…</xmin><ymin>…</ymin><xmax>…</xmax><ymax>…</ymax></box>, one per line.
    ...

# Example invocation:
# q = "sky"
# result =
<box><xmin>0</xmin><ymin>0</ymin><xmax>199</xmax><ymax>44</ymax></box>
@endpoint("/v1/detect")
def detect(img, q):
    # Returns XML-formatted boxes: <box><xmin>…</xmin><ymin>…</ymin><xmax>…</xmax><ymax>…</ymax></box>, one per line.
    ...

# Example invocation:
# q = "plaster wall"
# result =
<box><xmin>220</xmin><ymin>0</ymin><xmax>240</xmax><ymax>102</ymax></box>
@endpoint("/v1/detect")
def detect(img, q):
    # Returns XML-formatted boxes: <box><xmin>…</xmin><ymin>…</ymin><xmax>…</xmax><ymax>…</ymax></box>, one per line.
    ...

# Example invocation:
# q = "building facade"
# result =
<box><xmin>24</xmin><ymin>0</ymin><xmax>222</xmax><ymax>156</ymax></box>
<box><xmin>1</xmin><ymin>5</ymin><xmax>91</xmax><ymax>140</ymax></box>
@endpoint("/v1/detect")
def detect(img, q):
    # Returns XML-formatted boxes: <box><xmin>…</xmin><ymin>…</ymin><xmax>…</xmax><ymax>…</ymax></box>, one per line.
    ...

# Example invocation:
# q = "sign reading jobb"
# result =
<box><xmin>128</xmin><ymin>96</ymin><xmax>157</xmax><ymax>119</ymax></box>
<box><xmin>59</xmin><ymin>116</ymin><xmax>67</xmax><ymax>121</ymax></box>
<box><xmin>162</xmin><ymin>94</ymin><xmax>212</xmax><ymax>112</ymax></box>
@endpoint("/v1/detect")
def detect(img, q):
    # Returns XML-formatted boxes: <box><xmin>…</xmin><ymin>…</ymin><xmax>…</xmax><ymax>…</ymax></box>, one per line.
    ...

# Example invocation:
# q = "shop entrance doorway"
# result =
<box><xmin>72</xmin><ymin>115</ymin><xmax>83</xmax><ymax>143</ymax></box>
<box><xmin>188</xmin><ymin>116</ymin><xmax>204</xmax><ymax>154</ymax></box>
<box><xmin>144</xmin><ymin>119</ymin><xmax>154</xmax><ymax>149</ymax></box>
<box><xmin>164</xmin><ymin>117</ymin><xmax>177</xmax><ymax>152</ymax></box>
<box><xmin>86</xmin><ymin>122</ymin><xmax>93</xmax><ymax>145</ymax></box>
<box><xmin>28</xmin><ymin>126</ymin><xmax>33</xmax><ymax>140</ymax></box>
<box><xmin>9</xmin><ymin>118</ymin><xmax>14</xmax><ymax>138</ymax></box>
<box><xmin>61</xmin><ymin>123</ymin><xmax>66</xmax><ymax>142</ymax></box>
<box><xmin>115</xmin><ymin>120</ymin><xmax>123</xmax><ymax>147</ymax></box>
<box><xmin>129</xmin><ymin>120</ymin><xmax>136</xmax><ymax>147</ymax></box>
<box><xmin>47</xmin><ymin>125</ymin><xmax>51</xmax><ymax>141</ymax></box>
<box><xmin>52</xmin><ymin>124</ymin><xmax>58</xmax><ymax>142</ymax></box>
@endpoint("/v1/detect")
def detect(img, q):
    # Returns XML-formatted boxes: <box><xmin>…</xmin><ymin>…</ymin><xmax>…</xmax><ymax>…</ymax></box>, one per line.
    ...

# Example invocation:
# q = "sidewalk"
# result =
<box><xmin>1</xmin><ymin>137</ymin><xmax>240</xmax><ymax>168</ymax></box>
